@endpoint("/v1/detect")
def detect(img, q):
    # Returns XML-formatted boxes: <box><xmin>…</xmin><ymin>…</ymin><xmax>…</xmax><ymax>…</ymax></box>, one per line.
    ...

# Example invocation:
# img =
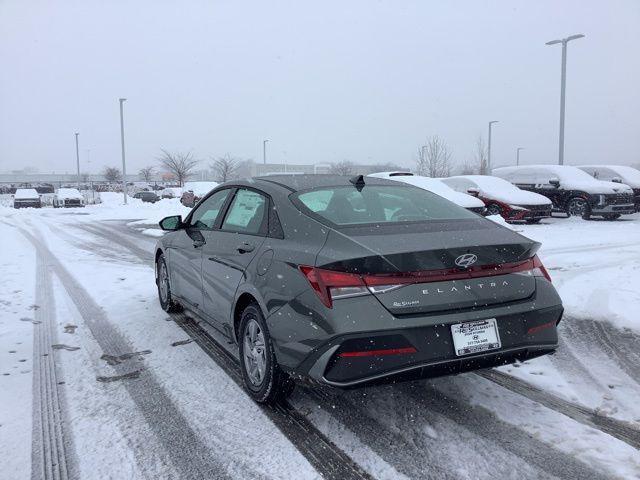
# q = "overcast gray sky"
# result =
<box><xmin>1</xmin><ymin>0</ymin><xmax>639</xmax><ymax>174</ymax></box>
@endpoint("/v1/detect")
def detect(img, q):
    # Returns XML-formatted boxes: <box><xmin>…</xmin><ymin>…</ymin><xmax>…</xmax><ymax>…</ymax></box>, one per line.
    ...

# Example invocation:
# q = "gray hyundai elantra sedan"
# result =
<box><xmin>155</xmin><ymin>174</ymin><xmax>563</xmax><ymax>403</ymax></box>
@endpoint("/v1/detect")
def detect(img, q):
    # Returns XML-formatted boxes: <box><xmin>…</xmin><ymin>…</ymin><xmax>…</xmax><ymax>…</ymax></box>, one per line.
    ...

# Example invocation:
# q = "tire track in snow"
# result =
<box><xmin>562</xmin><ymin>317</ymin><xmax>640</xmax><ymax>387</ymax></box>
<box><xmin>476</xmin><ymin>370</ymin><xmax>640</xmax><ymax>450</ymax></box>
<box><xmin>72</xmin><ymin>223</ymin><xmax>153</xmax><ymax>264</ymax></box>
<box><xmin>300</xmin><ymin>387</ymin><xmax>460</xmax><ymax>480</ymax></box>
<box><xmin>43</xmin><ymin>221</ymin><xmax>372</xmax><ymax>480</ymax></box>
<box><xmin>399</xmin><ymin>383</ymin><xmax>612</xmax><ymax>480</ymax></box>
<box><xmin>172</xmin><ymin>312</ymin><xmax>373</xmax><ymax>480</ymax></box>
<box><xmin>20</xmin><ymin>227</ymin><xmax>232</xmax><ymax>480</ymax></box>
<box><xmin>31</xmin><ymin>251</ymin><xmax>79</xmax><ymax>480</ymax></box>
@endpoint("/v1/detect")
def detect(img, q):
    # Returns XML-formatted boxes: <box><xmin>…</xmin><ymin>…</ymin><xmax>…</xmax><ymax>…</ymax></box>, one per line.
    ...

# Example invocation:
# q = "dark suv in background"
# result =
<box><xmin>493</xmin><ymin>165</ymin><xmax>635</xmax><ymax>220</ymax></box>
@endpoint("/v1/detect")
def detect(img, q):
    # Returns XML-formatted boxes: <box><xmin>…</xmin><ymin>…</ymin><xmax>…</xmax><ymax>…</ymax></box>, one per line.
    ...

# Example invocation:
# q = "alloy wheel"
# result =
<box><xmin>158</xmin><ymin>261</ymin><xmax>169</xmax><ymax>303</ymax></box>
<box><xmin>567</xmin><ymin>198</ymin><xmax>587</xmax><ymax>217</ymax></box>
<box><xmin>486</xmin><ymin>204</ymin><xmax>502</xmax><ymax>216</ymax></box>
<box><xmin>243</xmin><ymin>319</ymin><xmax>266</xmax><ymax>387</ymax></box>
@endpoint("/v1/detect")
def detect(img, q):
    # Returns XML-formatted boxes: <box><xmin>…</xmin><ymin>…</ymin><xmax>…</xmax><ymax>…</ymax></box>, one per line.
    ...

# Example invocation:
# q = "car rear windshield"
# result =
<box><xmin>293</xmin><ymin>185</ymin><xmax>477</xmax><ymax>226</ymax></box>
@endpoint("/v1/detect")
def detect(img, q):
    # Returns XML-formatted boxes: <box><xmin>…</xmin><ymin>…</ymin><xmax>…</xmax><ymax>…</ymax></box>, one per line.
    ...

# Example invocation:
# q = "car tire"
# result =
<box><xmin>603</xmin><ymin>214</ymin><xmax>621</xmax><ymax>221</ymax></box>
<box><xmin>156</xmin><ymin>254</ymin><xmax>182</xmax><ymax>313</ymax></box>
<box><xmin>486</xmin><ymin>203</ymin><xmax>502</xmax><ymax>216</ymax></box>
<box><xmin>566</xmin><ymin>197</ymin><xmax>591</xmax><ymax>219</ymax></box>
<box><xmin>238</xmin><ymin>303</ymin><xmax>294</xmax><ymax>404</ymax></box>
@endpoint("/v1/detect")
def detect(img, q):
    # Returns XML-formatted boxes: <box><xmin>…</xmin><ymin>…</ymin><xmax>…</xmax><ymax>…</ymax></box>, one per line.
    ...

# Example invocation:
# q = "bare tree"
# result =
<box><xmin>103</xmin><ymin>166</ymin><xmax>122</xmax><ymax>183</ymax></box>
<box><xmin>210</xmin><ymin>154</ymin><xmax>239</xmax><ymax>182</ymax></box>
<box><xmin>416</xmin><ymin>136</ymin><xmax>452</xmax><ymax>177</ymax></box>
<box><xmin>139</xmin><ymin>166</ymin><xmax>155</xmax><ymax>182</ymax></box>
<box><xmin>474</xmin><ymin>136</ymin><xmax>488</xmax><ymax>175</ymax></box>
<box><xmin>330</xmin><ymin>160</ymin><xmax>355</xmax><ymax>175</ymax></box>
<box><xmin>157</xmin><ymin>150</ymin><xmax>199</xmax><ymax>186</ymax></box>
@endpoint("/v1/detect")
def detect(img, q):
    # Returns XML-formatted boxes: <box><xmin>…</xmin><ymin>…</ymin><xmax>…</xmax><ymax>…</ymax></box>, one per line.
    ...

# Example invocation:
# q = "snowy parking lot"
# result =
<box><xmin>1</xmin><ymin>195</ymin><xmax>640</xmax><ymax>479</ymax></box>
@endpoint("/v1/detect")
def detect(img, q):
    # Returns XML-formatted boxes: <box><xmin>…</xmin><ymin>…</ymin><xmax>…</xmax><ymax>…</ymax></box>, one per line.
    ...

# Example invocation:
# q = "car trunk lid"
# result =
<box><xmin>315</xmin><ymin>219</ymin><xmax>539</xmax><ymax>314</ymax></box>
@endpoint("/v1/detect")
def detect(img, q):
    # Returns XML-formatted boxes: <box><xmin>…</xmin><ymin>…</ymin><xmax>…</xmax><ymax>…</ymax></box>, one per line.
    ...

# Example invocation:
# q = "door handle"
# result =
<box><xmin>236</xmin><ymin>242</ymin><xmax>255</xmax><ymax>253</ymax></box>
<box><xmin>193</xmin><ymin>239</ymin><xmax>205</xmax><ymax>248</ymax></box>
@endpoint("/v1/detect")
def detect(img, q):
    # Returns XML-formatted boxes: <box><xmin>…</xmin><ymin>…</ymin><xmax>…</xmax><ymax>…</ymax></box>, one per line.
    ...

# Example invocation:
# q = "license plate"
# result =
<box><xmin>450</xmin><ymin>319</ymin><xmax>501</xmax><ymax>356</ymax></box>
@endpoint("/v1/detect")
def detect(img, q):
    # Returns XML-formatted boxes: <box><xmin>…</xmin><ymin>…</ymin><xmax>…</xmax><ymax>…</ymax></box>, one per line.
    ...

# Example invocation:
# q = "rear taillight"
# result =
<box><xmin>300</xmin><ymin>254</ymin><xmax>551</xmax><ymax>308</ymax></box>
<box><xmin>298</xmin><ymin>266</ymin><xmax>369</xmax><ymax>308</ymax></box>
<box><xmin>531</xmin><ymin>255</ymin><xmax>552</xmax><ymax>282</ymax></box>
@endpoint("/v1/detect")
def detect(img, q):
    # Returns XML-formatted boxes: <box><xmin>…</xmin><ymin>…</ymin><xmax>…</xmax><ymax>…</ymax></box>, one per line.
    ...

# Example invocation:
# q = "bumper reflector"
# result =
<box><xmin>338</xmin><ymin>347</ymin><xmax>417</xmax><ymax>358</ymax></box>
<box><xmin>527</xmin><ymin>321</ymin><xmax>555</xmax><ymax>335</ymax></box>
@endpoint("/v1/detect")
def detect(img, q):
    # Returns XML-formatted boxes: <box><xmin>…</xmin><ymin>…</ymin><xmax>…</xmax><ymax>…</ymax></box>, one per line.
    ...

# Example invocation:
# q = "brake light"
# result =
<box><xmin>338</xmin><ymin>347</ymin><xmax>417</xmax><ymax>358</ymax></box>
<box><xmin>300</xmin><ymin>254</ymin><xmax>551</xmax><ymax>308</ymax></box>
<box><xmin>531</xmin><ymin>255</ymin><xmax>552</xmax><ymax>282</ymax></box>
<box><xmin>298</xmin><ymin>266</ymin><xmax>368</xmax><ymax>308</ymax></box>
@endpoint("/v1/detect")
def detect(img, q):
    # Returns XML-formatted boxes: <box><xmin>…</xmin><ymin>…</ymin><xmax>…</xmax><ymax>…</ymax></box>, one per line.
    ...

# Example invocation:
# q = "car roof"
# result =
<box><xmin>252</xmin><ymin>174</ymin><xmax>399</xmax><ymax>192</ymax></box>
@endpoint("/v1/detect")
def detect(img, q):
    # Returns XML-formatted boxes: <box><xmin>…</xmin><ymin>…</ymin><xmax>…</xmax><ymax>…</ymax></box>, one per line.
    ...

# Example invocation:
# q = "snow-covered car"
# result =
<box><xmin>13</xmin><ymin>188</ymin><xmax>42</xmax><ymax>209</ymax></box>
<box><xmin>493</xmin><ymin>165</ymin><xmax>635</xmax><ymax>220</ymax></box>
<box><xmin>161</xmin><ymin>187</ymin><xmax>183</xmax><ymax>199</ymax></box>
<box><xmin>368</xmin><ymin>171</ymin><xmax>486</xmax><ymax>214</ymax></box>
<box><xmin>180</xmin><ymin>181</ymin><xmax>219</xmax><ymax>207</ymax></box>
<box><xmin>578</xmin><ymin>165</ymin><xmax>640</xmax><ymax>211</ymax></box>
<box><xmin>441</xmin><ymin>175</ymin><xmax>552</xmax><ymax>223</ymax></box>
<box><xmin>133</xmin><ymin>191</ymin><xmax>160</xmax><ymax>203</ymax></box>
<box><xmin>53</xmin><ymin>188</ymin><xmax>85</xmax><ymax>208</ymax></box>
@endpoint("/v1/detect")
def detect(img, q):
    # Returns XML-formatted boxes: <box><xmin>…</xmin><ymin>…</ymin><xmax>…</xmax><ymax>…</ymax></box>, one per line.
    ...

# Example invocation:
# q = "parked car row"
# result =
<box><xmin>493</xmin><ymin>165</ymin><xmax>636</xmax><ymax>219</ymax></box>
<box><xmin>369</xmin><ymin>164</ymin><xmax>639</xmax><ymax>222</ymax></box>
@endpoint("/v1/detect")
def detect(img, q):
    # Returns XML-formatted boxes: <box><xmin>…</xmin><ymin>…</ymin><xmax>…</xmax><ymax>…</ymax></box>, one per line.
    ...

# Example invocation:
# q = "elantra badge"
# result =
<box><xmin>455</xmin><ymin>253</ymin><xmax>477</xmax><ymax>268</ymax></box>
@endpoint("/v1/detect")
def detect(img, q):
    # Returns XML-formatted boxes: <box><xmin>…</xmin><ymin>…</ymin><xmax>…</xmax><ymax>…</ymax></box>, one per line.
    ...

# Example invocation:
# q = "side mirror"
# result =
<box><xmin>159</xmin><ymin>215</ymin><xmax>183</xmax><ymax>231</ymax></box>
<box><xmin>611</xmin><ymin>177</ymin><xmax>623</xmax><ymax>184</ymax></box>
<box><xmin>549</xmin><ymin>178</ymin><xmax>560</xmax><ymax>187</ymax></box>
<box><xmin>467</xmin><ymin>187</ymin><xmax>480</xmax><ymax>196</ymax></box>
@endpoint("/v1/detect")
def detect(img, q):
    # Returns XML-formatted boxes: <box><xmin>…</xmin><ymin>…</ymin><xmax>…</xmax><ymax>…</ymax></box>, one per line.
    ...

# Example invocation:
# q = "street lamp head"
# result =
<box><xmin>489</xmin><ymin>120</ymin><xmax>499</xmax><ymax>126</ymax></box>
<box><xmin>566</xmin><ymin>34</ymin><xmax>585</xmax><ymax>42</ymax></box>
<box><xmin>546</xmin><ymin>39</ymin><xmax>562</xmax><ymax>46</ymax></box>
<box><xmin>119</xmin><ymin>98</ymin><xmax>127</xmax><ymax>102</ymax></box>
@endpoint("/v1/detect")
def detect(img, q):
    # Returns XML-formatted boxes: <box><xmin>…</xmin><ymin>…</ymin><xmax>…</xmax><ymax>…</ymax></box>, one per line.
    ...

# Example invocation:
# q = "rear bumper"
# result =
<box><xmin>14</xmin><ymin>201</ymin><xmax>41</xmax><ymax>208</ymax></box>
<box><xmin>506</xmin><ymin>206</ymin><xmax>552</xmax><ymax>221</ymax></box>
<box><xmin>591</xmin><ymin>203</ymin><xmax>635</xmax><ymax>215</ymax></box>
<box><xmin>297</xmin><ymin>305</ymin><xmax>561</xmax><ymax>387</ymax></box>
<box><xmin>308</xmin><ymin>344</ymin><xmax>557</xmax><ymax>387</ymax></box>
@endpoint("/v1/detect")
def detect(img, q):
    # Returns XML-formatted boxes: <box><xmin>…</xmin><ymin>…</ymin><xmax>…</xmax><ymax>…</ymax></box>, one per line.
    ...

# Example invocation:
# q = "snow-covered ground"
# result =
<box><xmin>1</xmin><ymin>199</ymin><xmax>640</xmax><ymax>479</ymax></box>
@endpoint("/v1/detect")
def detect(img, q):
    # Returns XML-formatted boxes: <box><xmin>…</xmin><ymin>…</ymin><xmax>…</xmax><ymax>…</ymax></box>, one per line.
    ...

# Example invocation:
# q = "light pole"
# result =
<box><xmin>546</xmin><ymin>34</ymin><xmax>585</xmax><ymax>165</ymax></box>
<box><xmin>263</xmin><ymin>139</ymin><xmax>269</xmax><ymax>165</ymax></box>
<box><xmin>119</xmin><ymin>98</ymin><xmax>127</xmax><ymax>204</ymax></box>
<box><xmin>516</xmin><ymin>147</ymin><xmax>524</xmax><ymax>166</ymax></box>
<box><xmin>487</xmin><ymin>121</ymin><xmax>498</xmax><ymax>174</ymax></box>
<box><xmin>74</xmin><ymin>132</ymin><xmax>80</xmax><ymax>188</ymax></box>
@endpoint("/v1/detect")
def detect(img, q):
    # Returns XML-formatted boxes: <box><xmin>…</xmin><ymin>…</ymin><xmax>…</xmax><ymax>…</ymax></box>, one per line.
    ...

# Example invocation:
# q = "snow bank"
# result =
<box><xmin>87</xmin><ymin>192</ymin><xmax>192</xmax><ymax>225</ymax></box>
<box><xmin>520</xmin><ymin>214</ymin><xmax>640</xmax><ymax>332</ymax></box>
